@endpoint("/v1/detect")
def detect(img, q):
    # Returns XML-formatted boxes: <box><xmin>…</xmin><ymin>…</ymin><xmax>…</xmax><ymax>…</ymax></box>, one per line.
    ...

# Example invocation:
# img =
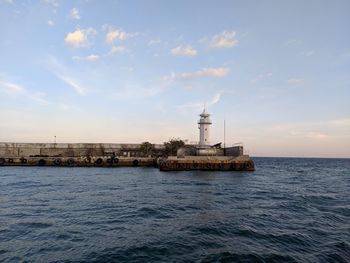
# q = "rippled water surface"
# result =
<box><xmin>0</xmin><ymin>158</ymin><xmax>349</xmax><ymax>262</ymax></box>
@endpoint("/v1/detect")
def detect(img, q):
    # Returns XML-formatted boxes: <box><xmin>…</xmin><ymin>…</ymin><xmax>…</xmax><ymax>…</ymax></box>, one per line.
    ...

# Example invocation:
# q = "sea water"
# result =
<box><xmin>0</xmin><ymin>158</ymin><xmax>349</xmax><ymax>262</ymax></box>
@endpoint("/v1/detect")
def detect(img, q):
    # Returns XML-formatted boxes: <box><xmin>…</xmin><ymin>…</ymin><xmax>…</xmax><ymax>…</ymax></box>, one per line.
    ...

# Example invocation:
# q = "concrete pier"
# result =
<box><xmin>0</xmin><ymin>156</ymin><xmax>156</xmax><ymax>167</ymax></box>
<box><xmin>0</xmin><ymin>142</ymin><xmax>255</xmax><ymax>171</ymax></box>
<box><xmin>158</xmin><ymin>155</ymin><xmax>255</xmax><ymax>171</ymax></box>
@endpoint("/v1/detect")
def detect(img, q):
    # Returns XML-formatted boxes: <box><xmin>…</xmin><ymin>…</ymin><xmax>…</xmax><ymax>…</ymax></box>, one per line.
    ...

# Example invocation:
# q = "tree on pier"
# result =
<box><xmin>163</xmin><ymin>138</ymin><xmax>185</xmax><ymax>156</ymax></box>
<box><xmin>140</xmin><ymin>141</ymin><xmax>154</xmax><ymax>157</ymax></box>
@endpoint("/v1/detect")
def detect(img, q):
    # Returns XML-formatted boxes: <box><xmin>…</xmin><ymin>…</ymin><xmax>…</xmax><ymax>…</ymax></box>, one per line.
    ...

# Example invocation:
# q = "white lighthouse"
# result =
<box><xmin>198</xmin><ymin>108</ymin><xmax>212</xmax><ymax>146</ymax></box>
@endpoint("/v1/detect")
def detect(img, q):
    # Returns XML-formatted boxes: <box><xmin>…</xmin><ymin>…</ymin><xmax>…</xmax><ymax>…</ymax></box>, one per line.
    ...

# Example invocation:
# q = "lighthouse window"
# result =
<box><xmin>205</xmin><ymin>128</ymin><xmax>207</xmax><ymax>131</ymax></box>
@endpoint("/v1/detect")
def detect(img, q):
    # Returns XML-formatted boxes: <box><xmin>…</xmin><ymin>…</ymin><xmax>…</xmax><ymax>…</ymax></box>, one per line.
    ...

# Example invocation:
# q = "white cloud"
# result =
<box><xmin>86</xmin><ymin>54</ymin><xmax>99</xmax><ymax>61</ymax></box>
<box><xmin>110</xmin><ymin>45</ymin><xmax>126</xmax><ymax>54</ymax></box>
<box><xmin>55</xmin><ymin>73</ymin><xmax>85</xmax><ymax>95</ymax></box>
<box><xmin>47</xmin><ymin>20</ymin><xmax>54</xmax><ymax>26</ymax></box>
<box><xmin>171</xmin><ymin>45</ymin><xmax>197</xmax><ymax>57</ymax></box>
<box><xmin>287</xmin><ymin>78</ymin><xmax>304</xmax><ymax>86</ymax></box>
<box><xmin>64</xmin><ymin>28</ymin><xmax>96</xmax><ymax>48</ymax></box>
<box><xmin>69</xmin><ymin>8</ymin><xmax>80</xmax><ymax>20</ymax></box>
<box><xmin>163</xmin><ymin>67</ymin><xmax>229</xmax><ymax>81</ymax></box>
<box><xmin>106</xmin><ymin>30</ymin><xmax>131</xmax><ymax>44</ymax></box>
<box><xmin>210</xmin><ymin>31</ymin><xmax>238</xmax><ymax>48</ymax></box>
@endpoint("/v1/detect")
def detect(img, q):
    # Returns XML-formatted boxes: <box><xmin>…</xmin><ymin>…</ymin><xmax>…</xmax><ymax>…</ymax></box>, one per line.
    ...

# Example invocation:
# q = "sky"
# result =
<box><xmin>0</xmin><ymin>0</ymin><xmax>349</xmax><ymax>158</ymax></box>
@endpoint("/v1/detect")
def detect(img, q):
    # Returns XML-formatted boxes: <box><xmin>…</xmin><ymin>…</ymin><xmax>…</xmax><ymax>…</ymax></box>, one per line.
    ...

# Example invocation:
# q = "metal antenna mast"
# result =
<box><xmin>224</xmin><ymin>120</ymin><xmax>226</xmax><ymax>155</ymax></box>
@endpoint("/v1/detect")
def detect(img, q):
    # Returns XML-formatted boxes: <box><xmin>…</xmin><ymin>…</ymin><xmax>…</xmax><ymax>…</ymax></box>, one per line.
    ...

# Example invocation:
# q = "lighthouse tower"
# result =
<box><xmin>198</xmin><ymin>108</ymin><xmax>212</xmax><ymax>146</ymax></box>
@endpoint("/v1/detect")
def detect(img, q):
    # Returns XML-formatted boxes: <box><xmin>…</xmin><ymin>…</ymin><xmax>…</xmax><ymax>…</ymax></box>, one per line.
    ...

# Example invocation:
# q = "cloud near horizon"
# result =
<box><xmin>0</xmin><ymin>81</ymin><xmax>25</xmax><ymax>94</ymax></box>
<box><xmin>0</xmin><ymin>80</ymin><xmax>48</xmax><ymax>105</ymax></box>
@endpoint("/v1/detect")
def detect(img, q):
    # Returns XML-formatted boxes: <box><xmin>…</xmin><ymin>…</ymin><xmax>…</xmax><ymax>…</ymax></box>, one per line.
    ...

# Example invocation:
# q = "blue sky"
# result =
<box><xmin>0</xmin><ymin>0</ymin><xmax>349</xmax><ymax>157</ymax></box>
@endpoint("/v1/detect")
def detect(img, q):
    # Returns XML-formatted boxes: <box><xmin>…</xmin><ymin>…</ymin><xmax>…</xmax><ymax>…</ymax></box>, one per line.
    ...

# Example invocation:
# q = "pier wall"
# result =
<box><xmin>0</xmin><ymin>142</ymin><xmax>165</xmax><ymax>158</ymax></box>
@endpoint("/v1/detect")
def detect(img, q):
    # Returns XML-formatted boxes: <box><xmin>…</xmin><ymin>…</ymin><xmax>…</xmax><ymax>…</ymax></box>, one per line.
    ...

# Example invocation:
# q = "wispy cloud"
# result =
<box><xmin>286</xmin><ymin>39</ymin><xmax>303</xmax><ymax>45</ymax></box>
<box><xmin>287</xmin><ymin>78</ymin><xmax>304</xmax><ymax>86</ymax></box>
<box><xmin>49</xmin><ymin>56</ymin><xmax>87</xmax><ymax>95</ymax></box>
<box><xmin>71</xmin><ymin>46</ymin><xmax>125</xmax><ymax>63</ymax></box>
<box><xmin>300</xmin><ymin>50</ymin><xmax>315</xmax><ymax>57</ymax></box>
<box><xmin>210</xmin><ymin>31</ymin><xmax>238</xmax><ymax>48</ymax></box>
<box><xmin>148</xmin><ymin>39</ymin><xmax>161</xmax><ymax>46</ymax></box>
<box><xmin>55</xmin><ymin>73</ymin><xmax>85</xmax><ymax>95</ymax></box>
<box><xmin>305</xmin><ymin>50</ymin><xmax>314</xmax><ymax>56</ymax></box>
<box><xmin>0</xmin><ymin>81</ymin><xmax>25</xmax><ymax>94</ymax></box>
<box><xmin>304</xmin><ymin>132</ymin><xmax>329</xmax><ymax>139</ymax></box>
<box><xmin>210</xmin><ymin>93</ymin><xmax>221</xmax><ymax>105</ymax></box>
<box><xmin>72</xmin><ymin>54</ymin><xmax>100</xmax><ymax>61</ymax></box>
<box><xmin>163</xmin><ymin>67</ymin><xmax>229</xmax><ymax>81</ymax></box>
<box><xmin>267</xmin><ymin>118</ymin><xmax>350</xmax><ymax>140</ymax></box>
<box><xmin>3</xmin><ymin>0</ymin><xmax>14</xmax><ymax>4</ymax></box>
<box><xmin>251</xmin><ymin>72</ymin><xmax>272</xmax><ymax>83</ymax></box>
<box><xmin>120</xmin><ymin>66</ymin><xmax>134</xmax><ymax>72</ymax></box>
<box><xmin>42</xmin><ymin>0</ymin><xmax>59</xmax><ymax>8</ymax></box>
<box><xmin>110</xmin><ymin>45</ymin><xmax>126</xmax><ymax>54</ymax></box>
<box><xmin>86</xmin><ymin>54</ymin><xmax>99</xmax><ymax>61</ymax></box>
<box><xmin>112</xmin><ymin>83</ymin><xmax>168</xmax><ymax>100</ymax></box>
<box><xmin>171</xmin><ymin>45</ymin><xmax>197</xmax><ymax>57</ymax></box>
<box><xmin>177</xmin><ymin>93</ymin><xmax>222</xmax><ymax>112</ymax></box>
<box><xmin>47</xmin><ymin>20</ymin><xmax>55</xmax><ymax>26</ymax></box>
<box><xmin>69</xmin><ymin>7</ymin><xmax>80</xmax><ymax>20</ymax></box>
<box><xmin>64</xmin><ymin>28</ymin><xmax>97</xmax><ymax>48</ymax></box>
<box><xmin>0</xmin><ymin>80</ymin><xmax>48</xmax><ymax>105</ymax></box>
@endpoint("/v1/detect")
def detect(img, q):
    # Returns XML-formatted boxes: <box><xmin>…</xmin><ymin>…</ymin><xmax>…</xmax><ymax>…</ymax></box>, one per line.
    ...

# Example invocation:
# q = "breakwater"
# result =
<box><xmin>159</xmin><ymin>156</ymin><xmax>255</xmax><ymax>171</ymax></box>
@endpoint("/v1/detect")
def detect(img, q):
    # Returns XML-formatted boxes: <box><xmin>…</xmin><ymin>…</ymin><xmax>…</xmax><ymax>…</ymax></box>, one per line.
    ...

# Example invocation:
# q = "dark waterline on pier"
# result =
<box><xmin>0</xmin><ymin>157</ymin><xmax>349</xmax><ymax>262</ymax></box>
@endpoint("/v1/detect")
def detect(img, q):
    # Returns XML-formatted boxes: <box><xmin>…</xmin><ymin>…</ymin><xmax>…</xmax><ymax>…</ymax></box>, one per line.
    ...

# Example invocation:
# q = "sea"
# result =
<box><xmin>0</xmin><ymin>157</ymin><xmax>349</xmax><ymax>263</ymax></box>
